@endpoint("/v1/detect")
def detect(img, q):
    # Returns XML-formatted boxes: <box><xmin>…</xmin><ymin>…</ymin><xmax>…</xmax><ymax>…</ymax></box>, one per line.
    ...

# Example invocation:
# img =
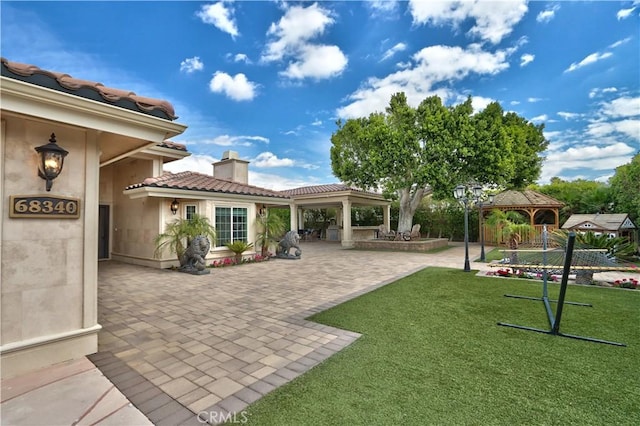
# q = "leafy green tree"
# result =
<box><xmin>531</xmin><ymin>178</ymin><xmax>613</xmax><ymax>224</ymax></box>
<box><xmin>609</xmin><ymin>153</ymin><xmax>640</xmax><ymax>222</ymax></box>
<box><xmin>153</xmin><ymin>213</ymin><xmax>216</xmax><ymax>263</ymax></box>
<box><xmin>331</xmin><ymin>92</ymin><xmax>547</xmax><ymax>233</ymax></box>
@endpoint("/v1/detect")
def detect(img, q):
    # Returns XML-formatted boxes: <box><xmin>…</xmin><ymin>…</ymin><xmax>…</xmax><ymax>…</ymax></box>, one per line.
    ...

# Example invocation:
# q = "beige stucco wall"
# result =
<box><xmin>109</xmin><ymin>159</ymin><xmax>162</xmax><ymax>265</ymax></box>
<box><xmin>0</xmin><ymin>115</ymin><xmax>99</xmax><ymax>378</ymax></box>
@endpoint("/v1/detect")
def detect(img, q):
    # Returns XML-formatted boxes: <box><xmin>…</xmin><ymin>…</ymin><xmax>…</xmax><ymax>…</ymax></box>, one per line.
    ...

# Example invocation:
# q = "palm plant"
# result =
<box><xmin>225</xmin><ymin>241</ymin><xmax>254</xmax><ymax>264</ymax></box>
<box><xmin>153</xmin><ymin>213</ymin><xmax>216</xmax><ymax>263</ymax></box>
<box><xmin>485</xmin><ymin>209</ymin><xmax>533</xmax><ymax>264</ymax></box>
<box><xmin>255</xmin><ymin>211</ymin><xmax>286</xmax><ymax>256</ymax></box>
<box><xmin>551</xmin><ymin>230</ymin><xmax>636</xmax><ymax>284</ymax></box>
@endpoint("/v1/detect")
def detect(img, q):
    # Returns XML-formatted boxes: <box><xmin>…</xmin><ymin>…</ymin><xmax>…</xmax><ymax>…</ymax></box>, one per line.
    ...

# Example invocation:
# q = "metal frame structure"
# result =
<box><xmin>497</xmin><ymin>231</ymin><xmax>626</xmax><ymax>347</ymax></box>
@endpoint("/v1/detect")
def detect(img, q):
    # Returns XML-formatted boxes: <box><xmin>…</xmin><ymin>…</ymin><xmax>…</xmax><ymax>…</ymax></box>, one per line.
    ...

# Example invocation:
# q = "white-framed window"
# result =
<box><xmin>185</xmin><ymin>204</ymin><xmax>197</xmax><ymax>220</ymax></box>
<box><xmin>215</xmin><ymin>206</ymin><xmax>248</xmax><ymax>247</ymax></box>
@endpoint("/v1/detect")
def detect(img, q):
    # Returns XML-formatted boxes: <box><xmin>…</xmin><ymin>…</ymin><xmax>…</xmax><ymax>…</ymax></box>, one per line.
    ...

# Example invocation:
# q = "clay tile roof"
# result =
<box><xmin>157</xmin><ymin>141</ymin><xmax>187</xmax><ymax>151</ymax></box>
<box><xmin>281</xmin><ymin>183</ymin><xmax>382</xmax><ymax>197</ymax></box>
<box><xmin>1</xmin><ymin>57</ymin><xmax>177</xmax><ymax>121</ymax></box>
<box><xmin>126</xmin><ymin>171</ymin><xmax>289</xmax><ymax>199</ymax></box>
<box><xmin>491</xmin><ymin>189</ymin><xmax>564</xmax><ymax>207</ymax></box>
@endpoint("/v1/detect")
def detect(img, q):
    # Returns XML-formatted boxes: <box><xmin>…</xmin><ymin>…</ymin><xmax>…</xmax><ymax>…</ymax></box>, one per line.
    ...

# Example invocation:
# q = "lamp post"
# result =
<box><xmin>477</xmin><ymin>193</ymin><xmax>494</xmax><ymax>262</ymax></box>
<box><xmin>454</xmin><ymin>184</ymin><xmax>491</xmax><ymax>271</ymax></box>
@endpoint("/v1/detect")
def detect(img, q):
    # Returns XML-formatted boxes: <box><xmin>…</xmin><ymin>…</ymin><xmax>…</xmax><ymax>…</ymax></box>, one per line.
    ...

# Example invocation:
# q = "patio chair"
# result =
<box><xmin>378</xmin><ymin>224</ymin><xmax>396</xmax><ymax>240</ymax></box>
<box><xmin>409</xmin><ymin>224</ymin><xmax>421</xmax><ymax>240</ymax></box>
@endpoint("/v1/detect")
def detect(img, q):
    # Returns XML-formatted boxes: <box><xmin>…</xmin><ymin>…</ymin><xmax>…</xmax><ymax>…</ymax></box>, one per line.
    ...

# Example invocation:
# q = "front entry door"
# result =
<box><xmin>98</xmin><ymin>205</ymin><xmax>110</xmax><ymax>259</ymax></box>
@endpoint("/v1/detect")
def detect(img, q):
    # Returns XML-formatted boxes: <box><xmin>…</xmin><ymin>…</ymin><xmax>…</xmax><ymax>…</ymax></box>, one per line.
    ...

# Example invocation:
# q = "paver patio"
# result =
<box><xmin>91</xmin><ymin>242</ymin><xmax>484</xmax><ymax>425</ymax></box>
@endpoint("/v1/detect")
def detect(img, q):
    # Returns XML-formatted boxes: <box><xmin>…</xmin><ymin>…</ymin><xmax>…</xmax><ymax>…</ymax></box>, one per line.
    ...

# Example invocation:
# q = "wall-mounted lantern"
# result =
<box><xmin>170</xmin><ymin>198</ymin><xmax>180</xmax><ymax>215</ymax></box>
<box><xmin>35</xmin><ymin>133</ymin><xmax>68</xmax><ymax>192</ymax></box>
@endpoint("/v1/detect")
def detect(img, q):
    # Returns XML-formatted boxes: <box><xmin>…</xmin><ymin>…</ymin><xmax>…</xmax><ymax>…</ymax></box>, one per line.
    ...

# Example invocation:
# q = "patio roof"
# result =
<box><xmin>281</xmin><ymin>183</ymin><xmax>389</xmax><ymax>207</ymax></box>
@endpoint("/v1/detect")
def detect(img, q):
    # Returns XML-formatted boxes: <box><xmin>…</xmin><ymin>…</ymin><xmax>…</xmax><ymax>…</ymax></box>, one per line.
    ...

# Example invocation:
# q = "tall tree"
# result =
<box><xmin>331</xmin><ymin>92</ymin><xmax>547</xmax><ymax>232</ymax></box>
<box><xmin>609</xmin><ymin>153</ymin><xmax>640</xmax><ymax>222</ymax></box>
<box><xmin>531</xmin><ymin>177</ymin><xmax>613</xmax><ymax>224</ymax></box>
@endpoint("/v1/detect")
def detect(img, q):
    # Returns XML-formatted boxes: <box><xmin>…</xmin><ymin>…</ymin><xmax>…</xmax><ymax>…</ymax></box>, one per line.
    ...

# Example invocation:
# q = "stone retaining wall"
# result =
<box><xmin>353</xmin><ymin>238</ymin><xmax>449</xmax><ymax>251</ymax></box>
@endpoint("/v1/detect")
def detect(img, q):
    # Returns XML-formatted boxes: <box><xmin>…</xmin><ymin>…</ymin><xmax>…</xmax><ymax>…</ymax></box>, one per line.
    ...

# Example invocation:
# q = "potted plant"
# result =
<box><xmin>255</xmin><ymin>210</ymin><xmax>285</xmax><ymax>257</ymax></box>
<box><xmin>225</xmin><ymin>241</ymin><xmax>254</xmax><ymax>264</ymax></box>
<box><xmin>153</xmin><ymin>213</ymin><xmax>216</xmax><ymax>265</ymax></box>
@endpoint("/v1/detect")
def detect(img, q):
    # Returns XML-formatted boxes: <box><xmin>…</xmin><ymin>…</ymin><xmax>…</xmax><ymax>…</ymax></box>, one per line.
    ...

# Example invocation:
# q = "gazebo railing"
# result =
<box><xmin>484</xmin><ymin>224</ymin><xmax>559</xmax><ymax>246</ymax></box>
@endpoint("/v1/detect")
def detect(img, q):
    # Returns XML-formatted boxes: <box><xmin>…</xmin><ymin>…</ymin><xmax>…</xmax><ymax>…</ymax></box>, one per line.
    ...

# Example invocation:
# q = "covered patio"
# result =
<box><xmin>279</xmin><ymin>184</ymin><xmax>392</xmax><ymax>247</ymax></box>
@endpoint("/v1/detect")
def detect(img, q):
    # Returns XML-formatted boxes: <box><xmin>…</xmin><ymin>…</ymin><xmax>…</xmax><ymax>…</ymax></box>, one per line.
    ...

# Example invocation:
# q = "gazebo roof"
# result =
<box><xmin>491</xmin><ymin>190</ymin><xmax>564</xmax><ymax>208</ymax></box>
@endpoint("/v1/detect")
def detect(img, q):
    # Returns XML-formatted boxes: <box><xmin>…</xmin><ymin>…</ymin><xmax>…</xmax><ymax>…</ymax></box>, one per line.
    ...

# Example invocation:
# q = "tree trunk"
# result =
<box><xmin>397</xmin><ymin>186</ymin><xmax>431</xmax><ymax>233</ymax></box>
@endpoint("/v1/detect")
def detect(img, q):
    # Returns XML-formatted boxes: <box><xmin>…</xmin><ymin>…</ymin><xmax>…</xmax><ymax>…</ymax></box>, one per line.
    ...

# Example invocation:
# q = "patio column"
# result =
<box><xmin>298</xmin><ymin>208</ymin><xmax>305</xmax><ymax>231</ymax></box>
<box><xmin>289</xmin><ymin>204</ymin><xmax>298</xmax><ymax>232</ymax></box>
<box><xmin>341</xmin><ymin>199</ymin><xmax>353</xmax><ymax>247</ymax></box>
<box><xmin>384</xmin><ymin>204</ymin><xmax>391</xmax><ymax>231</ymax></box>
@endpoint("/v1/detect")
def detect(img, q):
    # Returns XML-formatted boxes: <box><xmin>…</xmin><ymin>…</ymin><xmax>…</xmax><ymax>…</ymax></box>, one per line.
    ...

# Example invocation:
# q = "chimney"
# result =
<box><xmin>212</xmin><ymin>150</ymin><xmax>249</xmax><ymax>184</ymax></box>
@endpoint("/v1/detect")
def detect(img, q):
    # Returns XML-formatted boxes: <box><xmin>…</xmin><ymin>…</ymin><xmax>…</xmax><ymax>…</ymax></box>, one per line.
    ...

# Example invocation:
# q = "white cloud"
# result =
<box><xmin>617</xmin><ymin>6</ymin><xmax>636</xmax><ymax>20</ymax></box>
<box><xmin>381</xmin><ymin>42</ymin><xmax>407</xmax><ymax>61</ymax></box>
<box><xmin>199</xmin><ymin>135</ymin><xmax>269</xmax><ymax>147</ymax></box>
<box><xmin>163</xmin><ymin>153</ymin><xmax>218</xmax><ymax>176</ymax></box>
<box><xmin>196</xmin><ymin>2</ymin><xmax>239</xmax><ymax>38</ymax></box>
<box><xmin>311</xmin><ymin>119</ymin><xmax>322</xmax><ymax>126</ymax></box>
<box><xmin>531</xmin><ymin>114</ymin><xmax>548</xmax><ymax>123</ymax></box>
<box><xmin>408</xmin><ymin>0</ymin><xmax>528</xmax><ymax>44</ymax></box>
<box><xmin>252</xmin><ymin>152</ymin><xmax>295</xmax><ymax>168</ymax></box>
<box><xmin>536</xmin><ymin>5</ymin><xmax>560</xmax><ymax>23</ymax></box>
<box><xmin>589</xmin><ymin>87</ymin><xmax>618</xmax><ymax>98</ymax></box>
<box><xmin>280</xmin><ymin>44</ymin><xmax>348</xmax><ymax>80</ymax></box>
<box><xmin>365</xmin><ymin>0</ymin><xmax>399</xmax><ymax>15</ymax></box>
<box><xmin>528</xmin><ymin>97</ymin><xmax>543</xmax><ymax>103</ymax></box>
<box><xmin>565</xmin><ymin>51</ymin><xmax>613</xmax><ymax>73</ymax></box>
<box><xmin>540</xmin><ymin>143</ymin><xmax>635</xmax><ymax>183</ymax></box>
<box><xmin>586</xmin><ymin>119</ymin><xmax>640</xmax><ymax>140</ymax></box>
<box><xmin>337</xmin><ymin>44</ymin><xmax>511</xmax><ymax>119</ymax></box>
<box><xmin>470</xmin><ymin>96</ymin><xmax>494</xmax><ymax>113</ymax></box>
<box><xmin>262</xmin><ymin>3</ymin><xmax>331</xmax><ymax>61</ymax></box>
<box><xmin>233</xmin><ymin>53</ymin><xmax>251</xmax><ymax>63</ymax></box>
<box><xmin>510</xmin><ymin>100</ymin><xmax>521</xmax><ymax>106</ymax></box>
<box><xmin>557</xmin><ymin>112</ymin><xmax>580</xmax><ymax>121</ymax></box>
<box><xmin>600</xmin><ymin>96</ymin><xmax>640</xmax><ymax>118</ymax></box>
<box><xmin>609</xmin><ymin>37</ymin><xmax>632</xmax><ymax>49</ymax></box>
<box><xmin>162</xmin><ymin>154</ymin><xmax>316</xmax><ymax>190</ymax></box>
<box><xmin>180</xmin><ymin>56</ymin><xmax>204</xmax><ymax>73</ymax></box>
<box><xmin>209</xmin><ymin>71</ymin><xmax>258</xmax><ymax>101</ymax></box>
<box><xmin>261</xmin><ymin>3</ymin><xmax>347</xmax><ymax>81</ymax></box>
<box><xmin>520</xmin><ymin>53</ymin><xmax>534</xmax><ymax>67</ymax></box>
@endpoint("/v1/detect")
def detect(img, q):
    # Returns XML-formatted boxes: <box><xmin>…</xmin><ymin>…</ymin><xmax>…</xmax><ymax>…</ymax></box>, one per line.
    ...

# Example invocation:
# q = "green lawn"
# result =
<box><xmin>243</xmin><ymin>268</ymin><xmax>640</xmax><ymax>425</ymax></box>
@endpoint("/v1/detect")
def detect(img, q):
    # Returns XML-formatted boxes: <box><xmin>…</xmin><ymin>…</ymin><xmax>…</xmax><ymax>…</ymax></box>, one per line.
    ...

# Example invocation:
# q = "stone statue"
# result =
<box><xmin>276</xmin><ymin>230</ymin><xmax>302</xmax><ymax>259</ymax></box>
<box><xmin>179</xmin><ymin>235</ymin><xmax>211</xmax><ymax>274</ymax></box>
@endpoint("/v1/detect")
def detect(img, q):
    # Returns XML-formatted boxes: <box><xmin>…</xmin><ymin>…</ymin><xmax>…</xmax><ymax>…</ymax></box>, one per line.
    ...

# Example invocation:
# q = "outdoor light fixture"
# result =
<box><xmin>170</xmin><ymin>198</ymin><xmax>179</xmax><ymax>215</ymax></box>
<box><xmin>454</xmin><ymin>184</ymin><xmax>492</xmax><ymax>271</ymax></box>
<box><xmin>35</xmin><ymin>133</ymin><xmax>68</xmax><ymax>192</ymax></box>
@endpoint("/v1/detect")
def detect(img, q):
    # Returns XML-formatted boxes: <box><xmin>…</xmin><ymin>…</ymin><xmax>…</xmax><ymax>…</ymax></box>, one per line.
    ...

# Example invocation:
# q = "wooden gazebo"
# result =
<box><xmin>483</xmin><ymin>189</ymin><xmax>564</xmax><ymax>245</ymax></box>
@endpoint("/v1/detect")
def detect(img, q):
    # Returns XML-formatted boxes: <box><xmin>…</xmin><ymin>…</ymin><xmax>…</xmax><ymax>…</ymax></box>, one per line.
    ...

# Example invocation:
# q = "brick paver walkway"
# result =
<box><xmin>91</xmin><ymin>242</ymin><xmax>485</xmax><ymax>425</ymax></box>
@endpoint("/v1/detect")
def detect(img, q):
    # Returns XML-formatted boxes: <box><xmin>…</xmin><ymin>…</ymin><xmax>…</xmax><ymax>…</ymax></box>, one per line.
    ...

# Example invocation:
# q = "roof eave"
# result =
<box><xmin>1</xmin><ymin>77</ymin><xmax>187</xmax><ymax>141</ymax></box>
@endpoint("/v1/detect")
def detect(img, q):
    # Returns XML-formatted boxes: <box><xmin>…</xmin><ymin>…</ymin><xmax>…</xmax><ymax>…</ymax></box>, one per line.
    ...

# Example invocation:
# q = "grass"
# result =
<box><xmin>242</xmin><ymin>268</ymin><xmax>640</xmax><ymax>425</ymax></box>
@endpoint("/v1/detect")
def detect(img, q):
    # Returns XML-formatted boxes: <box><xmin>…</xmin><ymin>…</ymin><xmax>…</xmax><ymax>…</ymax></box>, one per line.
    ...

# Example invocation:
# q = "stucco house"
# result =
<box><xmin>561</xmin><ymin>213</ymin><xmax>637</xmax><ymax>243</ymax></box>
<box><xmin>0</xmin><ymin>58</ymin><xmax>391</xmax><ymax>378</ymax></box>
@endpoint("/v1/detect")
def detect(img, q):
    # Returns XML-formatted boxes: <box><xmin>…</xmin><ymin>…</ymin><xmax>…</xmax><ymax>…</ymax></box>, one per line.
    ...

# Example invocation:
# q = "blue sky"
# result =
<box><xmin>2</xmin><ymin>1</ymin><xmax>639</xmax><ymax>190</ymax></box>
